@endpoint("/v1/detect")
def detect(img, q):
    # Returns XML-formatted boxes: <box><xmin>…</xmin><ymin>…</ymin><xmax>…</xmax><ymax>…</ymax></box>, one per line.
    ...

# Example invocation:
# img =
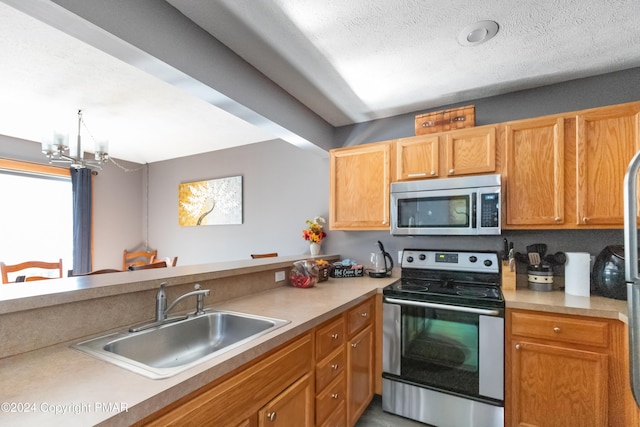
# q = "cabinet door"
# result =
<box><xmin>576</xmin><ymin>104</ymin><xmax>640</xmax><ymax>225</ymax></box>
<box><xmin>259</xmin><ymin>373</ymin><xmax>314</xmax><ymax>427</ymax></box>
<box><xmin>330</xmin><ymin>142</ymin><xmax>392</xmax><ymax>230</ymax></box>
<box><xmin>505</xmin><ymin>117</ymin><xmax>565</xmax><ymax>226</ymax></box>
<box><xmin>394</xmin><ymin>135</ymin><xmax>439</xmax><ymax>180</ymax></box>
<box><xmin>510</xmin><ymin>340</ymin><xmax>608</xmax><ymax>427</ymax></box>
<box><xmin>445</xmin><ymin>126</ymin><xmax>496</xmax><ymax>176</ymax></box>
<box><xmin>347</xmin><ymin>325</ymin><xmax>374</xmax><ymax>427</ymax></box>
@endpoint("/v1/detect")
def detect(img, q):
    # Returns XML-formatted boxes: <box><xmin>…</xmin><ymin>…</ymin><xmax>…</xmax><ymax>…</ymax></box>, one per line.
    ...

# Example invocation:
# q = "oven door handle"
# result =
<box><xmin>383</xmin><ymin>297</ymin><xmax>501</xmax><ymax>316</ymax></box>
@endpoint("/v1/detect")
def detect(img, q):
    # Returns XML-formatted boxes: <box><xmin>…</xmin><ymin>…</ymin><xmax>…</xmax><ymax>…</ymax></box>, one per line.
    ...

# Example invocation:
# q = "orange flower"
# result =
<box><xmin>302</xmin><ymin>217</ymin><xmax>326</xmax><ymax>243</ymax></box>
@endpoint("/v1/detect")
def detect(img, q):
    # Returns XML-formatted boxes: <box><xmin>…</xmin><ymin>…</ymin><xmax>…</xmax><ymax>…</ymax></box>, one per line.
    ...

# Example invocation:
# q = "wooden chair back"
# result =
<box><xmin>150</xmin><ymin>255</ymin><xmax>178</xmax><ymax>267</ymax></box>
<box><xmin>70</xmin><ymin>269</ymin><xmax>122</xmax><ymax>276</ymax></box>
<box><xmin>122</xmin><ymin>249</ymin><xmax>157</xmax><ymax>270</ymax></box>
<box><xmin>128</xmin><ymin>261</ymin><xmax>167</xmax><ymax>271</ymax></box>
<box><xmin>1</xmin><ymin>259</ymin><xmax>63</xmax><ymax>284</ymax></box>
<box><xmin>251</xmin><ymin>252</ymin><xmax>278</xmax><ymax>259</ymax></box>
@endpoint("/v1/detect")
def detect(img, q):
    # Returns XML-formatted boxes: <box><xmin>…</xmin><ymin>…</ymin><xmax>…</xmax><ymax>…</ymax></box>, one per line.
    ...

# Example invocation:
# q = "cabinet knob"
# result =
<box><xmin>382</xmin><ymin>220</ymin><xmax>387</xmax><ymax>225</ymax></box>
<box><xmin>430</xmin><ymin>170</ymin><xmax>436</xmax><ymax>176</ymax></box>
<box><xmin>331</xmin><ymin>363</ymin><xmax>339</xmax><ymax>370</ymax></box>
<box><xmin>331</xmin><ymin>393</ymin><xmax>339</xmax><ymax>399</ymax></box>
<box><xmin>330</xmin><ymin>333</ymin><xmax>339</xmax><ymax>340</ymax></box>
<box><xmin>352</xmin><ymin>342</ymin><xmax>359</xmax><ymax>348</ymax></box>
<box><xmin>449</xmin><ymin>169</ymin><xmax>455</xmax><ymax>174</ymax></box>
<box><xmin>553</xmin><ymin>326</ymin><xmax>561</xmax><ymax>333</ymax></box>
<box><xmin>515</xmin><ymin>344</ymin><xmax>520</xmax><ymax>350</ymax></box>
<box><xmin>267</xmin><ymin>411</ymin><xmax>277</xmax><ymax>422</ymax></box>
<box><xmin>583</xmin><ymin>216</ymin><xmax>589</xmax><ymax>222</ymax></box>
<box><xmin>554</xmin><ymin>217</ymin><xmax>561</xmax><ymax>222</ymax></box>
<box><xmin>360</xmin><ymin>312</ymin><xmax>368</xmax><ymax>318</ymax></box>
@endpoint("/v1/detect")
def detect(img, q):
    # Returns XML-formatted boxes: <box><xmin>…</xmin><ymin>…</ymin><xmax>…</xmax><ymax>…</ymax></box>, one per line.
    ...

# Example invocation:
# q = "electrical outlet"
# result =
<box><xmin>275</xmin><ymin>271</ymin><xmax>285</xmax><ymax>282</ymax></box>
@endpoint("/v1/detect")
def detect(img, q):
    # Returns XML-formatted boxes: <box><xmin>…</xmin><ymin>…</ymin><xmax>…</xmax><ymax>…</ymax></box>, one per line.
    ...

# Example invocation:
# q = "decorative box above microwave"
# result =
<box><xmin>390</xmin><ymin>174</ymin><xmax>501</xmax><ymax>236</ymax></box>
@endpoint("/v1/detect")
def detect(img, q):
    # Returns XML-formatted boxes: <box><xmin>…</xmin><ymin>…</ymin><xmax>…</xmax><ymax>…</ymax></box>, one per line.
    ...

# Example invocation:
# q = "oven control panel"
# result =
<box><xmin>401</xmin><ymin>249</ymin><xmax>500</xmax><ymax>273</ymax></box>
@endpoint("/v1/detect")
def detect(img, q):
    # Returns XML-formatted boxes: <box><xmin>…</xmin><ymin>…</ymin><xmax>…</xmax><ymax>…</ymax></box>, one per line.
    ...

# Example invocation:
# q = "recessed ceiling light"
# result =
<box><xmin>458</xmin><ymin>20</ymin><xmax>499</xmax><ymax>46</ymax></box>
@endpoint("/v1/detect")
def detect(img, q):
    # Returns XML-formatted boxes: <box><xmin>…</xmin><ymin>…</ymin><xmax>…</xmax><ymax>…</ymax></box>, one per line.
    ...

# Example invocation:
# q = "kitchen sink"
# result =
<box><xmin>73</xmin><ymin>310</ymin><xmax>289</xmax><ymax>379</ymax></box>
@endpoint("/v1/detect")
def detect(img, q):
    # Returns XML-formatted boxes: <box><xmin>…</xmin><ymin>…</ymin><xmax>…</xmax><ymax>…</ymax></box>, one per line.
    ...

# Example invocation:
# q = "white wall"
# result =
<box><xmin>147</xmin><ymin>139</ymin><xmax>330</xmax><ymax>265</ymax></box>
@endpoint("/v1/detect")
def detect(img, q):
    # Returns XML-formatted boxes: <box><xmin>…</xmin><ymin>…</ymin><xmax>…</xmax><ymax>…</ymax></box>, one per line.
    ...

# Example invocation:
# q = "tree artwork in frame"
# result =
<box><xmin>178</xmin><ymin>175</ymin><xmax>243</xmax><ymax>226</ymax></box>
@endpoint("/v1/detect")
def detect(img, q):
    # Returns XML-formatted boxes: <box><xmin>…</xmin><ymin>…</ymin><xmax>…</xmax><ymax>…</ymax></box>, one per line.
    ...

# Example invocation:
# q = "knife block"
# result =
<box><xmin>502</xmin><ymin>261</ymin><xmax>516</xmax><ymax>290</ymax></box>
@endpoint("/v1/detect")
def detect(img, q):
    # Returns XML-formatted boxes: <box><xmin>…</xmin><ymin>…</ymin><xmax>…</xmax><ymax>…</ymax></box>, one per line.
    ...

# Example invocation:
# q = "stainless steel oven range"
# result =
<box><xmin>383</xmin><ymin>249</ymin><xmax>504</xmax><ymax>427</ymax></box>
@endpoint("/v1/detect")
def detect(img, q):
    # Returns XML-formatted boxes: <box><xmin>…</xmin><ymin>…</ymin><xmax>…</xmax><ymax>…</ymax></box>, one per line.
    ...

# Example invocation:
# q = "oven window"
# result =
<box><xmin>397</xmin><ymin>195</ymin><xmax>469</xmax><ymax>228</ymax></box>
<box><xmin>401</xmin><ymin>305</ymin><xmax>480</xmax><ymax>397</ymax></box>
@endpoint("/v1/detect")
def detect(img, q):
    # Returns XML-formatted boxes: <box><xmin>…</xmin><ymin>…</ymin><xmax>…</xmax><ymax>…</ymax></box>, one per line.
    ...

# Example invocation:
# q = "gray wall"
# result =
<box><xmin>147</xmin><ymin>139</ymin><xmax>329</xmax><ymax>264</ymax></box>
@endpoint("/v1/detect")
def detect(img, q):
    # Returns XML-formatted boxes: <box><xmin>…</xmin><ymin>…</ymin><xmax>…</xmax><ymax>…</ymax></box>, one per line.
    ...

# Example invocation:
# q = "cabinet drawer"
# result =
<box><xmin>316</xmin><ymin>373</ymin><xmax>346</xmax><ymax>426</ymax></box>
<box><xmin>316</xmin><ymin>347</ymin><xmax>345</xmax><ymax>393</ymax></box>
<box><xmin>347</xmin><ymin>299</ymin><xmax>373</xmax><ymax>337</ymax></box>
<box><xmin>320</xmin><ymin>401</ymin><xmax>346</xmax><ymax>427</ymax></box>
<box><xmin>316</xmin><ymin>316</ymin><xmax>345</xmax><ymax>360</ymax></box>
<box><xmin>511</xmin><ymin>311</ymin><xmax>609</xmax><ymax>348</ymax></box>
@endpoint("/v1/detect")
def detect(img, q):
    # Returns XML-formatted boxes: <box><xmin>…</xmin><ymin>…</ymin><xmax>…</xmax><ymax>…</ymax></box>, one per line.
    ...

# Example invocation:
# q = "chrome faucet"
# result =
<box><xmin>129</xmin><ymin>282</ymin><xmax>210</xmax><ymax>332</ymax></box>
<box><xmin>162</xmin><ymin>283</ymin><xmax>210</xmax><ymax>320</ymax></box>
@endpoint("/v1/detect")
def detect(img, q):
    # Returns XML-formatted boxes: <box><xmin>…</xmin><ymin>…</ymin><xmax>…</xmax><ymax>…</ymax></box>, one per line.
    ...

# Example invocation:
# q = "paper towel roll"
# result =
<box><xmin>565</xmin><ymin>252</ymin><xmax>591</xmax><ymax>297</ymax></box>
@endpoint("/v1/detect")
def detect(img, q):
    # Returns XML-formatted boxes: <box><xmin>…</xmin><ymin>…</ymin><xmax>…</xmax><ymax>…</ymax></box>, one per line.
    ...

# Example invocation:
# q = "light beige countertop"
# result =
<box><xmin>0</xmin><ymin>275</ymin><xmax>395</xmax><ymax>427</ymax></box>
<box><xmin>503</xmin><ymin>288</ymin><xmax>630</xmax><ymax>323</ymax></box>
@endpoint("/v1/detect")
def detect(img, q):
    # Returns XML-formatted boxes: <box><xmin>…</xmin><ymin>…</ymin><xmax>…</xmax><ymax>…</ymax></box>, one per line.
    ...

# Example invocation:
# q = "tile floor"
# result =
<box><xmin>355</xmin><ymin>394</ymin><xmax>429</xmax><ymax>427</ymax></box>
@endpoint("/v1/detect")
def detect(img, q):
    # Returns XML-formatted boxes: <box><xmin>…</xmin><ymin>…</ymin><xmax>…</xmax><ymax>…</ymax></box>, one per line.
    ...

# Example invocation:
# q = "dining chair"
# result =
<box><xmin>251</xmin><ymin>252</ymin><xmax>278</xmax><ymax>259</ymax></box>
<box><xmin>128</xmin><ymin>261</ymin><xmax>167</xmax><ymax>271</ymax></box>
<box><xmin>150</xmin><ymin>255</ymin><xmax>178</xmax><ymax>267</ymax></box>
<box><xmin>0</xmin><ymin>259</ymin><xmax>63</xmax><ymax>284</ymax></box>
<box><xmin>122</xmin><ymin>249</ymin><xmax>157</xmax><ymax>270</ymax></box>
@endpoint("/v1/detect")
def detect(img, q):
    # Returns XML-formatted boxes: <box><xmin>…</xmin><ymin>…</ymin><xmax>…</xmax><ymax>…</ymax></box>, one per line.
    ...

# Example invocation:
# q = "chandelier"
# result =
<box><xmin>41</xmin><ymin>110</ymin><xmax>109</xmax><ymax>170</ymax></box>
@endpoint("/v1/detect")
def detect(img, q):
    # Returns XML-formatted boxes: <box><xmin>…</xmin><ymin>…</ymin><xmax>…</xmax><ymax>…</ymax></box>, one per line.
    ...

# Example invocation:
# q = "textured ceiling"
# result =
<box><xmin>1</xmin><ymin>1</ymin><xmax>640</xmax><ymax>164</ymax></box>
<box><xmin>0</xmin><ymin>2</ymin><xmax>274</xmax><ymax>164</ymax></box>
<box><xmin>169</xmin><ymin>0</ymin><xmax>640</xmax><ymax>126</ymax></box>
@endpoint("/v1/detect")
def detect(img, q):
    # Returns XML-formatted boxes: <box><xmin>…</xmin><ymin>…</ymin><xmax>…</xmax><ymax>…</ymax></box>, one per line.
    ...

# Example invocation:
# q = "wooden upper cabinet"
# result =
<box><xmin>395</xmin><ymin>135</ymin><xmax>439</xmax><ymax>180</ymax></box>
<box><xmin>394</xmin><ymin>126</ymin><xmax>496</xmax><ymax>181</ymax></box>
<box><xmin>445</xmin><ymin>126</ymin><xmax>496</xmax><ymax>176</ymax></box>
<box><xmin>330</xmin><ymin>142</ymin><xmax>392</xmax><ymax>230</ymax></box>
<box><xmin>576</xmin><ymin>103</ymin><xmax>640</xmax><ymax>226</ymax></box>
<box><xmin>505</xmin><ymin>117</ymin><xmax>565</xmax><ymax>226</ymax></box>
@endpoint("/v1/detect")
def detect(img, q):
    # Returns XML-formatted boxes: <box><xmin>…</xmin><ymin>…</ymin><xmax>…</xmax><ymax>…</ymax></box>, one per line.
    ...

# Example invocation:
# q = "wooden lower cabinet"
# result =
<box><xmin>140</xmin><ymin>333</ymin><xmax>313</xmax><ymax>427</ymax></box>
<box><xmin>315</xmin><ymin>297</ymin><xmax>376</xmax><ymax>427</ymax></box>
<box><xmin>138</xmin><ymin>296</ymin><xmax>378</xmax><ymax>427</ymax></box>
<box><xmin>511</xmin><ymin>340</ymin><xmax>608</xmax><ymax>426</ymax></box>
<box><xmin>258</xmin><ymin>373</ymin><xmax>313</xmax><ymax>427</ymax></box>
<box><xmin>346</xmin><ymin>324</ymin><xmax>374</xmax><ymax>426</ymax></box>
<box><xmin>506</xmin><ymin>308</ymin><xmax>640</xmax><ymax>427</ymax></box>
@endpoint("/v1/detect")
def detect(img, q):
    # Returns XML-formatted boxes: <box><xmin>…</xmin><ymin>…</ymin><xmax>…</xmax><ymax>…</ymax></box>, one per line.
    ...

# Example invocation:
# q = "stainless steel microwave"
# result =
<box><xmin>390</xmin><ymin>174</ymin><xmax>501</xmax><ymax>236</ymax></box>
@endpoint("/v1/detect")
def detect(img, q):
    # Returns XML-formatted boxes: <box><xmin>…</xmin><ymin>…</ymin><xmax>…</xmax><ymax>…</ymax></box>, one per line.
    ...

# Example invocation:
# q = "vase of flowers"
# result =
<box><xmin>302</xmin><ymin>216</ymin><xmax>326</xmax><ymax>256</ymax></box>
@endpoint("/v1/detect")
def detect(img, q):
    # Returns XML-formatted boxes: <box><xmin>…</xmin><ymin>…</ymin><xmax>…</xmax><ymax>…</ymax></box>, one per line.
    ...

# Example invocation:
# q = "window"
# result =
<box><xmin>0</xmin><ymin>159</ymin><xmax>72</xmax><ymax>280</ymax></box>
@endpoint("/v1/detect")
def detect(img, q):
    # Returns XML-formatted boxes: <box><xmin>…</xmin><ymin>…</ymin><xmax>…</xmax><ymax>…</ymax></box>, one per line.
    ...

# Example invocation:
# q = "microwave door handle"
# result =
<box><xmin>471</xmin><ymin>192</ymin><xmax>477</xmax><ymax>229</ymax></box>
<box><xmin>383</xmin><ymin>297</ymin><xmax>501</xmax><ymax>316</ymax></box>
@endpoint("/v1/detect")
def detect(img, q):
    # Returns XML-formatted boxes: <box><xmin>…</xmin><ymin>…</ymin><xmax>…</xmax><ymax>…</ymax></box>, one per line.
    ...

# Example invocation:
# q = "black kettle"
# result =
<box><xmin>368</xmin><ymin>241</ymin><xmax>394</xmax><ymax>278</ymax></box>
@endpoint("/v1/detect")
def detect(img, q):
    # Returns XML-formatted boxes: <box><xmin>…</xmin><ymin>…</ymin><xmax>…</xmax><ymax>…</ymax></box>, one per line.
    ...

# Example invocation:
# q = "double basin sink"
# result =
<box><xmin>73</xmin><ymin>310</ymin><xmax>289</xmax><ymax>379</ymax></box>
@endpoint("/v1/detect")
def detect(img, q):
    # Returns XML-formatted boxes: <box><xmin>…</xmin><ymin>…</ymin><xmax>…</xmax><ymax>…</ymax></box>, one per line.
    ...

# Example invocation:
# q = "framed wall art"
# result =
<box><xmin>178</xmin><ymin>175</ymin><xmax>243</xmax><ymax>226</ymax></box>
